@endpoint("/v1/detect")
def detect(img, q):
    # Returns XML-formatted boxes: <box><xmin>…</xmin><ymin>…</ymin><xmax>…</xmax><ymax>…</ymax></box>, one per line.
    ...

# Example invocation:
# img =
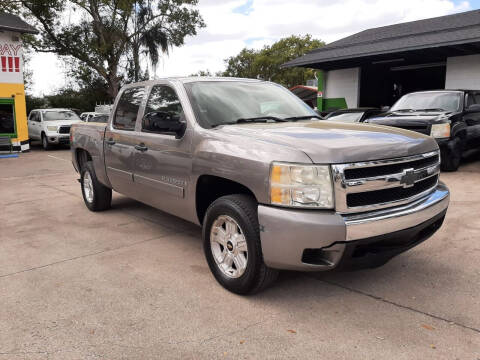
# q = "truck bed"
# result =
<box><xmin>70</xmin><ymin>122</ymin><xmax>109</xmax><ymax>186</ymax></box>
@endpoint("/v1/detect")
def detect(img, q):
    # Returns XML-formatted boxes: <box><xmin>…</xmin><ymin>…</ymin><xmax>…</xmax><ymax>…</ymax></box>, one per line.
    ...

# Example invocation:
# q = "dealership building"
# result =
<box><xmin>285</xmin><ymin>9</ymin><xmax>480</xmax><ymax>111</ymax></box>
<box><xmin>0</xmin><ymin>13</ymin><xmax>37</xmax><ymax>152</ymax></box>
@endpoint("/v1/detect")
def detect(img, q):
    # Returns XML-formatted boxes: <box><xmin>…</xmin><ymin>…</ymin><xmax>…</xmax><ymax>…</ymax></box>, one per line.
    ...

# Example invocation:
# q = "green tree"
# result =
<box><xmin>189</xmin><ymin>69</ymin><xmax>213</xmax><ymax>77</ymax></box>
<box><xmin>1</xmin><ymin>0</ymin><xmax>205</xmax><ymax>99</ymax></box>
<box><xmin>222</xmin><ymin>48</ymin><xmax>258</xmax><ymax>79</ymax></box>
<box><xmin>222</xmin><ymin>35</ymin><xmax>324</xmax><ymax>88</ymax></box>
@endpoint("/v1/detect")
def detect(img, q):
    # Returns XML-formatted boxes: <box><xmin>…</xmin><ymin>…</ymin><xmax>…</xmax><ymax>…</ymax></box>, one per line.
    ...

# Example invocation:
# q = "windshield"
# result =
<box><xmin>326</xmin><ymin>112</ymin><xmax>363</xmax><ymax>123</ymax></box>
<box><xmin>43</xmin><ymin>110</ymin><xmax>80</xmax><ymax>121</ymax></box>
<box><xmin>390</xmin><ymin>92</ymin><xmax>461</xmax><ymax>113</ymax></box>
<box><xmin>185</xmin><ymin>81</ymin><xmax>317</xmax><ymax>128</ymax></box>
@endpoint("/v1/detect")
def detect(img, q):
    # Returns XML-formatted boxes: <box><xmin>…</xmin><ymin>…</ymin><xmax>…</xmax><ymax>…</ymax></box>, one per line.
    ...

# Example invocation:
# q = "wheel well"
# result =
<box><xmin>76</xmin><ymin>149</ymin><xmax>92</xmax><ymax>171</ymax></box>
<box><xmin>456</xmin><ymin>129</ymin><xmax>467</xmax><ymax>140</ymax></box>
<box><xmin>196</xmin><ymin>175</ymin><xmax>256</xmax><ymax>224</ymax></box>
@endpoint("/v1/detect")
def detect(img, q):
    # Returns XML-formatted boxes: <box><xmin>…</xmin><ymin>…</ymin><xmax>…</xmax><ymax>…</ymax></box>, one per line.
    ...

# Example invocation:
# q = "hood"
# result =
<box><xmin>44</xmin><ymin>119</ymin><xmax>83</xmax><ymax>127</ymax></box>
<box><xmin>367</xmin><ymin>110</ymin><xmax>452</xmax><ymax>126</ymax></box>
<box><xmin>214</xmin><ymin>121</ymin><xmax>438</xmax><ymax>164</ymax></box>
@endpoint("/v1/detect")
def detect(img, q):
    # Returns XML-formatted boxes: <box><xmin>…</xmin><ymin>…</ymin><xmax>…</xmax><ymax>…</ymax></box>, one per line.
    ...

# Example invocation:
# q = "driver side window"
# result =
<box><xmin>31</xmin><ymin>112</ymin><xmax>40</xmax><ymax>122</ymax></box>
<box><xmin>142</xmin><ymin>85</ymin><xmax>184</xmax><ymax>134</ymax></box>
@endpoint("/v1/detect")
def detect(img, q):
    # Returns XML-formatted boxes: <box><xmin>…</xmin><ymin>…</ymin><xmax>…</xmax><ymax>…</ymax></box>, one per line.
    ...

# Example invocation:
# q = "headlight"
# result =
<box><xmin>430</xmin><ymin>123</ymin><xmax>450</xmax><ymax>138</ymax></box>
<box><xmin>269</xmin><ymin>162</ymin><xmax>334</xmax><ymax>208</ymax></box>
<box><xmin>47</xmin><ymin>126</ymin><xmax>58</xmax><ymax>132</ymax></box>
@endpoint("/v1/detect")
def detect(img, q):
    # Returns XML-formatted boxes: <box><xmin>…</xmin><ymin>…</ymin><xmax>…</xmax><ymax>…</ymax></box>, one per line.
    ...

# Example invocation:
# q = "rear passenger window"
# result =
<box><xmin>113</xmin><ymin>87</ymin><xmax>145</xmax><ymax>130</ymax></box>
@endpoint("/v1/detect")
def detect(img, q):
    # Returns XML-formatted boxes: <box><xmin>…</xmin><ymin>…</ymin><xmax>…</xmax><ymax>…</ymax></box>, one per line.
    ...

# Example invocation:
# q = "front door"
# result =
<box><xmin>464</xmin><ymin>92</ymin><xmax>480</xmax><ymax>149</ymax></box>
<box><xmin>104</xmin><ymin>86</ymin><xmax>146</xmax><ymax>198</ymax></box>
<box><xmin>27</xmin><ymin>111</ymin><xmax>40</xmax><ymax>139</ymax></box>
<box><xmin>133</xmin><ymin>83</ymin><xmax>193</xmax><ymax>220</ymax></box>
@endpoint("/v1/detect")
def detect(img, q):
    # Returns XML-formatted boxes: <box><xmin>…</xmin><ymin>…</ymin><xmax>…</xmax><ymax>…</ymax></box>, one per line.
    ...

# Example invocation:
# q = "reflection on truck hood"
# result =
<box><xmin>367</xmin><ymin>111</ymin><xmax>451</xmax><ymax>126</ymax></box>
<box><xmin>215</xmin><ymin>120</ymin><xmax>438</xmax><ymax>163</ymax></box>
<box><xmin>44</xmin><ymin>120</ymin><xmax>83</xmax><ymax>128</ymax></box>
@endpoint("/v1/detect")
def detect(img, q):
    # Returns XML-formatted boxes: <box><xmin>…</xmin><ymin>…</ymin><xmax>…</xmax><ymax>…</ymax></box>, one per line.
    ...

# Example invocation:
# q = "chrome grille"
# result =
<box><xmin>58</xmin><ymin>126</ymin><xmax>71</xmax><ymax>134</ymax></box>
<box><xmin>332</xmin><ymin>151</ymin><xmax>440</xmax><ymax>213</ymax></box>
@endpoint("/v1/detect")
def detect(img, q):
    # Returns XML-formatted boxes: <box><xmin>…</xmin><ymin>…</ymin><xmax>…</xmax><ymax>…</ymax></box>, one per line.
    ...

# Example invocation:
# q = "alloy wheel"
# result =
<box><xmin>210</xmin><ymin>215</ymin><xmax>248</xmax><ymax>278</ymax></box>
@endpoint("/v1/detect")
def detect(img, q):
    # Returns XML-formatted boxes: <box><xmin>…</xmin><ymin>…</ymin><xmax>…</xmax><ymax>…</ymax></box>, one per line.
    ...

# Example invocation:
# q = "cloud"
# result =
<box><xmin>28</xmin><ymin>0</ymin><xmax>475</xmax><ymax>96</ymax></box>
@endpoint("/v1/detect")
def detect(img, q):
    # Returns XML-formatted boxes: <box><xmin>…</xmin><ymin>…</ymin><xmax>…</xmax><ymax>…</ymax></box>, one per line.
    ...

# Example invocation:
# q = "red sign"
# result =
<box><xmin>1</xmin><ymin>56</ymin><xmax>20</xmax><ymax>72</ymax></box>
<box><xmin>0</xmin><ymin>43</ymin><xmax>21</xmax><ymax>73</ymax></box>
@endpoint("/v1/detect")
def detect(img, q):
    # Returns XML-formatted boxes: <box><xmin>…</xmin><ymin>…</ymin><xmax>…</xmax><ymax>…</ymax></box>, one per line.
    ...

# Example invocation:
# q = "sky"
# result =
<box><xmin>28</xmin><ymin>0</ymin><xmax>480</xmax><ymax>96</ymax></box>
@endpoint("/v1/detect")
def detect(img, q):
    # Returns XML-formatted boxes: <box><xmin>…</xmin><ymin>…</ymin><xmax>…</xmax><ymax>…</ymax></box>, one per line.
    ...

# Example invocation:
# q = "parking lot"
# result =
<box><xmin>0</xmin><ymin>146</ymin><xmax>479</xmax><ymax>359</ymax></box>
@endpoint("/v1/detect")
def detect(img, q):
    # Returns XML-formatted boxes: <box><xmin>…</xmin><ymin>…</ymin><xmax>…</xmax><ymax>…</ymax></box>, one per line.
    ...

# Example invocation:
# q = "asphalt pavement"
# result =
<box><xmin>0</xmin><ymin>145</ymin><xmax>479</xmax><ymax>359</ymax></box>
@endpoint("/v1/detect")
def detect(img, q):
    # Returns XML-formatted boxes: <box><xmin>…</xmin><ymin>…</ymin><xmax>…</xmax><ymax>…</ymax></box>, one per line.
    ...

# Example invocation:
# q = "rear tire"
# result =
<box><xmin>203</xmin><ymin>194</ymin><xmax>278</xmax><ymax>294</ymax></box>
<box><xmin>441</xmin><ymin>137</ymin><xmax>462</xmax><ymax>172</ymax></box>
<box><xmin>41</xmin><ymin>133</ymin><xmax>51</xmax><ymax>150</ymax></box>
<box><xmin>80</xmin><ymin>161</ymin><xmax>112</xmax><ymax>211</ymax></box>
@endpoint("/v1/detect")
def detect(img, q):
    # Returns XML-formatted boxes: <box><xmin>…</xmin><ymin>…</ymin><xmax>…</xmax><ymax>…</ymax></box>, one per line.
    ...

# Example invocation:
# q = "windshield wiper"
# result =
<box><xmin>283</xmin><ymin>115</ymin><xmax>322</xmax><ymax>121</ymax></box>
<box><xmin>211</xmin><ymin>115</ymin><xmax>320</xmax><ymax>128</ymax></box>
<box><xmin>393</xmin><ymin>108</ymin><xmax>446</xmax><ymax>113</ymax></box>
<box><xmin>235</xmin><ymin>116</ymin><xmax>288</xmax><ymax>124</ymax></box>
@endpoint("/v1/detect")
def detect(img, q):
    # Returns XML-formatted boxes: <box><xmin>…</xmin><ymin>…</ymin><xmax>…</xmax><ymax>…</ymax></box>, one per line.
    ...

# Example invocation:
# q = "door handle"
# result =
<box><xmin>134</xmin><ymin>144</ymin><xmax>148</xmax><ymax>152</ymax></box>
<box><xmin>106</xmin><ymin>138</ymin><xmax>115</xmax><ymax>145</ymax></box>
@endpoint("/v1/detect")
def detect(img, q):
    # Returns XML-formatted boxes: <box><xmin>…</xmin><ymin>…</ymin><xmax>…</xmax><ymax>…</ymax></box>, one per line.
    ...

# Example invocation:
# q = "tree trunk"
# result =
<box><xmin>133</xmin><ymin>43</ymin><xmax>140</xmax><ymax>82</ymax></box>
<box><xmin>106</xmin><ymin>72</ymin><xmax>120</xmax><ymax>101</ymax></box>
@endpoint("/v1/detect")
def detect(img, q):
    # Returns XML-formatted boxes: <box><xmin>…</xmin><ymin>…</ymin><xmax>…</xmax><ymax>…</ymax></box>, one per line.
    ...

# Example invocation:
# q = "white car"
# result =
<box><xmin>80</xmin><ymin>112</ymin><xmax>100</xmax><ymax>122</ymax></box>
<box><xmin>28</xmin><ymin>108</ymin><xmax>83</xmax><ymax>150</ymax></box>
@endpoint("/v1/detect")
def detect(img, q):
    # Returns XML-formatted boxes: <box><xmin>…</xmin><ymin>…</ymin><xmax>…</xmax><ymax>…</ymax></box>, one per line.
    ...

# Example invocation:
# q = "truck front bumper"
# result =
<box><xmin>258</xmin><ymin>182</ymin><xmax>449</xmax><ymax>271</ymax></box>
<box><xmin>46</xmin><ymin>134</ymin><xmax>70</xmax><ymax>145</ymax></box>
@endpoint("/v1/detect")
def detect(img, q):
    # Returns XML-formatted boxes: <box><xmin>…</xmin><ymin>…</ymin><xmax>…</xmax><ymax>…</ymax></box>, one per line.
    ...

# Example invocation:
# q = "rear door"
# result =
<box><xmin>132</xmin><ymin>82</ymin><xmax>193</xmax><ymax>219</ymax></box>
<box><xmin>104</xmin><ymin>86</ymin><xmax>146</xmax><ymax>198</ymax></box>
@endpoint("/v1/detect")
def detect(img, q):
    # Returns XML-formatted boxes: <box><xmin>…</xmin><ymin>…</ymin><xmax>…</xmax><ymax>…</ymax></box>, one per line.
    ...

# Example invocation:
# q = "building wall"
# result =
<box><xmin>0</xmin><ymin>30</ymin><xmax>29</xmax><ymax>151</ymax></box>
<box><xmin>445</xmin><ymin>54</ymin><xmax>480</xmax><ymax>90</ymax></box>
<box><xmin>324</xmin><ymin>67</ymin><xmax>360</xmax><ymax>108</ymax></box>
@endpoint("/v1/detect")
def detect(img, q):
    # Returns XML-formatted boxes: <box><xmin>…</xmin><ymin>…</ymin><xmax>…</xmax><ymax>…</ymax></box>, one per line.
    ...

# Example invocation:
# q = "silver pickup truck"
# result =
<box><xmin>71</xmin><ymin>77</ymin><xmax>450</xmax><ymax>294</ymax></box>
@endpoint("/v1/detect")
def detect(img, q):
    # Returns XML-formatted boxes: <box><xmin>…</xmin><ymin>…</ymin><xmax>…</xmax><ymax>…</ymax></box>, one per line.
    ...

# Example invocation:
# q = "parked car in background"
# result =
<box><xmin>70</xmin><ymin>78</ymin><xmax>449</xmax><ymax>294</ymax></box>
<box><xmin>28</xmin><ymin>108</ymin><xmax>83</xmax><ymax>150</ymax></box>
<box><xmin>366</xmin><ymin>90</ymin><xmax>480</xmax><ymax>171</ymax></box>
<box><xmin>324</xmin><ymin>108</ymin><xmax>384</xmax><ymax>123</ymax></box>
<box><xmin>85</xmin><ymin>114</ymin><xmax>110</xmax><ymax>123</ymax></box>
<box><xmin>87</xmin><ymin>114</ymin><xmax>109</xmax><ymax>123</ymax></box>
<box><xmin>80</xmin><ymin>112</ymin><xmax>99</xmax><ymax>122</ymax></box>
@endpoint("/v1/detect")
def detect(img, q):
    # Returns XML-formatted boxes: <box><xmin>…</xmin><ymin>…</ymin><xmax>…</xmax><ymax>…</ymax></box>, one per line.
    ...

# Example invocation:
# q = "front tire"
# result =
<box><xmin>441</xmin><ymin>137</ymin><xmax>462</xmax><ymax>172</ymax></box>
<box><xmin>203</xmin><ymin>194</ymin><xmax>278</xmax><ymax>294</ymax></box>
<box><xmin>41</xmin><ymin>133</ymin><xmax>51</xmax><ymax>150</ymax></box>
<box><xmin>80</xmin><ymin>161</ymin><xmax>112</xmax><ymax>211</ymax></box>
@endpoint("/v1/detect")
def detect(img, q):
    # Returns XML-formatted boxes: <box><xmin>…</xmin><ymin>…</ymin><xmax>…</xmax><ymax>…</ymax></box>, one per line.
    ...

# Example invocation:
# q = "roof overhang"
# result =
<box><xmin>0</xmin><ymin>13</ymin><xmax>38</xmax><ymax>35</ymax></box>
<box><xmin>285</xmin><ymin>40</ymin><xmax>480</xmax><ymax>71</ymax></box>
<box><xmin>284</xmin><ymin>10</ymin><xmax>480</xmax><ymax>71</ymax></box>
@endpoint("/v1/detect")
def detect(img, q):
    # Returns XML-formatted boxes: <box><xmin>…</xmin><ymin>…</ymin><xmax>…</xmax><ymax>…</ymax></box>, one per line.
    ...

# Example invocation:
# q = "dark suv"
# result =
<box><xmin>367</xmin><ymin>90</ymin><xmax>480</xmax><ymax>171</ymax></box>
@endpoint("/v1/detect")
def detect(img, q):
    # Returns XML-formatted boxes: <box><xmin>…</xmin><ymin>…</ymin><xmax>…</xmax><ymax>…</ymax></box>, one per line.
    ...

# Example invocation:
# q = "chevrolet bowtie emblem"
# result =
<box><xmin>399</xmin><ymin>168</ymin><xmax>416</xmax><ymax>188</ymax></box>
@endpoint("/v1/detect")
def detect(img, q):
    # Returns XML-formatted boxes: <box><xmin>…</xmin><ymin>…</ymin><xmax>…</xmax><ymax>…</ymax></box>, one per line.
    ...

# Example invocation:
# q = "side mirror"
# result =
<box><xmin>466</xmin><ymin>104</ymin><xmax>480</xmax><ymax>113</ymax></box>
<box><xmin>143</xmin><ymin>111</ymin><xmax>186</xmax><ymax>139</ymax></box>
<box><xmin>381</xmin><ymin>106</ymin><xmax>390</xmax><ymax>112</ymax></box>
